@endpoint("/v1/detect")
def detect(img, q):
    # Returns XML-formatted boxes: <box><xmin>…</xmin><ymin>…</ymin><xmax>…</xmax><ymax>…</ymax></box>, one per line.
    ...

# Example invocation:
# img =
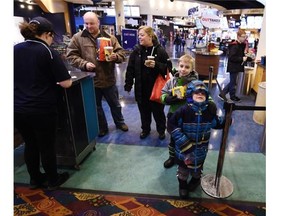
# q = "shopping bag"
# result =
<box><xmin>150</xmin><ymin>69</ymin><xmax>170</xmax><ymax>103</ymax></box>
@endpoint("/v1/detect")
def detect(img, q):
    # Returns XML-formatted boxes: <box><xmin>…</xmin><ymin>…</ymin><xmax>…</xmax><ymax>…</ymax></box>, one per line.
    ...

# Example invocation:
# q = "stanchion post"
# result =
<box><xmin>208</xmin><ymin>66</ymin><xmax>213</xmax><ymax>91</ymax></box>
<box><xmin>214</xmin><ymin>101</ymin><xmax>234</xmax><ymax>196</ymax></box>
<box><xmin>201</xmin><ymin>101</ymin><xmax>234</xmax><ymax>199</ymax></box>
<box><xmin>201</xmin><ymin>84</ymin><xmax>266</xmax><ymax>198</ymax></box>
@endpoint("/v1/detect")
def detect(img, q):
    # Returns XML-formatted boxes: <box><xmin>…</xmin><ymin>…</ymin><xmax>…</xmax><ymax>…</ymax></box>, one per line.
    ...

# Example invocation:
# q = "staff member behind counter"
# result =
<box><xmin>14</xmin><ymin>16</ymin><xmax>72</xmax><ymax>189</ymax></box>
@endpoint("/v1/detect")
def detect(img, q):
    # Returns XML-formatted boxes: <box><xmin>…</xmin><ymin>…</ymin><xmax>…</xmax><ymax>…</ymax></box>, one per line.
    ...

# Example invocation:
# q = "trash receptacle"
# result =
<box><xmin>253</xmin><ymin>82</ymin><xmax>266</xmax><ymax>125</ymax></box>
<box><xmin>236</xmin><ymin>67</ymin><xmax>253</xmax><ymax>96</ymax></box>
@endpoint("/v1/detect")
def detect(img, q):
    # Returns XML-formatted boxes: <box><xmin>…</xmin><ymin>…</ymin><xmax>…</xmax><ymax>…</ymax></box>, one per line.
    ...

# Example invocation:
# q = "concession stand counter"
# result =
<box><xmin>56</xmin><ymin>71</ymin><xmax>98</xmax><ymax>169</ymax></box>
<box><xmin>192</xmin><ymin>49</ymin><xmax>223</xmax><ymax>80</ymax></box>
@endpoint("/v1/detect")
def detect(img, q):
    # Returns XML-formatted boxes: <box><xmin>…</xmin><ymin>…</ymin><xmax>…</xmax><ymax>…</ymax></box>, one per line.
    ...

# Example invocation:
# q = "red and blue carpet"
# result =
<box><xmin>14</xmin><ymin>183</ymin><xmax>265</xmax><ymax>216</ymax></box>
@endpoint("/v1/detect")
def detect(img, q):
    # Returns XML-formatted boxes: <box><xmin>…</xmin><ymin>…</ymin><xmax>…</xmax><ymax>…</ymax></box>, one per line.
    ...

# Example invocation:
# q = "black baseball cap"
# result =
<box><xmin>29</xmin><ymin>16</ymin><xmax>55</xmax><ymax>34</ymax></box>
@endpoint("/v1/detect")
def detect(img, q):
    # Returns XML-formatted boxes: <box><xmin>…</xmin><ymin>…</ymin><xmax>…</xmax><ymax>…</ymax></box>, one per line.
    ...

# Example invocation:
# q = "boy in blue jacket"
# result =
<box><xmin>167</xmin><ymin>80</ymin><xmax>225</xmax><ymax>199</ymax></box>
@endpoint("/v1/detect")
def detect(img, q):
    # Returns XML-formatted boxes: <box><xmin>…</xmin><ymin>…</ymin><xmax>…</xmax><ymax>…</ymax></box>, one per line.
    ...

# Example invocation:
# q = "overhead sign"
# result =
<box><xmin>122</xmin><ymin>29</ymin><xmax>138</xmax><ymax>51</ymax></box>
<box><xmin>200</xmin><ymin>13</ymin><xmax>221</xmax><ymax>28</ymax></box>
<box><xmin>188</xmin><ymin>7</ymin><xmax>199</xmax><ymax>16</ymax></box>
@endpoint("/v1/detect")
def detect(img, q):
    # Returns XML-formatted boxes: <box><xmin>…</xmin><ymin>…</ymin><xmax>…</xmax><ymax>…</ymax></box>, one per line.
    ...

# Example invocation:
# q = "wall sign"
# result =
<box><xmin>122</xmin><ymin>29</ymin><xmax>138</xmax><ymax>50</ymax></box>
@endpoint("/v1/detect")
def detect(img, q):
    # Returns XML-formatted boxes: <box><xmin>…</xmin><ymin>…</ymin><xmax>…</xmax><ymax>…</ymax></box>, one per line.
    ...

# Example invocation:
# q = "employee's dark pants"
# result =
<box><xmin>14</xmin><ymin>113</ymin><xmax>59</xmax><ymax>183</ymax></box>
<box><xmin>137</xmin><ymin>99</ymin><xmax>166</xmax><ymax>134</ymax></box>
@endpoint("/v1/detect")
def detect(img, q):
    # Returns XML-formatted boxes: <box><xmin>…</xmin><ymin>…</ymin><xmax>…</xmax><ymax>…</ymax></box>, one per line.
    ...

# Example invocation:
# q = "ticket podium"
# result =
<box><xmin>56</xmin><ymin>72</ymin><xmax>98</xmax><ymax>169</ymax></box>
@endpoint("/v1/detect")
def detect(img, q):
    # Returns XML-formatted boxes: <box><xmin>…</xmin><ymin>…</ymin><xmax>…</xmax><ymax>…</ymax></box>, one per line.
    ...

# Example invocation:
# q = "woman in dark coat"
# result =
<box><xmin>124</xmin><ymin>26</ymin><xmax>172</xmax><ymax>140</ymax></box>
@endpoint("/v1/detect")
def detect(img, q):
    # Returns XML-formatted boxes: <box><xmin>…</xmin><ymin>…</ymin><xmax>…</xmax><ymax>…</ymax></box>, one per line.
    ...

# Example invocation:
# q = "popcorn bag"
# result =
<box><xmin>172</xmin><ymin>86</ymin><xmax>186</xmax><ymax>99</ymax></box>
<box><xmin>97</xmin><ymin>37</ymin><xmax>112</xmax><ymax>61</ymax></box>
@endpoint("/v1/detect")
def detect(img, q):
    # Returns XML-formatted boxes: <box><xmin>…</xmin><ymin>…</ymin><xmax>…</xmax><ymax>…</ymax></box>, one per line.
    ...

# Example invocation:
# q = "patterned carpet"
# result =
<box><xmin>14</xmin><ymin>183</ymin><xmax>266</xmax><ymax>216</ymax></box>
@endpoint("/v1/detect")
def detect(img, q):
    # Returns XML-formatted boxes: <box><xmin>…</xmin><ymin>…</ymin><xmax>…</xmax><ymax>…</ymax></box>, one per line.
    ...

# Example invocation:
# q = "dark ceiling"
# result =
<box><xmin>198</xmin><ymin>0</ymin><xmax>265</xmax><ymax>10</ymax></box>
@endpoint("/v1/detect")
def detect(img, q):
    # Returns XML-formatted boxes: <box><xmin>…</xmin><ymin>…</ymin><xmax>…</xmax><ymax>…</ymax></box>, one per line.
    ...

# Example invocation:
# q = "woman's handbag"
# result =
<box><xmin>150</xmin><ymin>69</ymin><xmax>170</xmax><ymax>103</ymax></box>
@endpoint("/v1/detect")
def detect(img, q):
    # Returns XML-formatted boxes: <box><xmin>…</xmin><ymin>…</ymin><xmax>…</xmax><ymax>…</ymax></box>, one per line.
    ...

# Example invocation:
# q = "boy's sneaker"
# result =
<box><xmin>218</xmin><ymin>94</ymin><xmax>225</xmax><ymax>101</ymax></box>
<box><xmin>48</xmin><ymin>172</ymin><xmax>69</xmax><ymax>190</ymax></box>
<box><xmin>230</xmin><ymin>96</ymin><xmax>241</xmax><ymax>102</ymax></box>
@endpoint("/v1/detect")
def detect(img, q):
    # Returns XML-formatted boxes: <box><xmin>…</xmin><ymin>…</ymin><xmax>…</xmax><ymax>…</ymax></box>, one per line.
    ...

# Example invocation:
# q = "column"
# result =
<box><xmin>114</xmin><ymin>0</ymin><xmax>125</xmax><ymax>36</ymax></box>
<box><xmin>147</xmin><ymin>14</ymin><xmax>153</xmax><ymax>27</ymax></box>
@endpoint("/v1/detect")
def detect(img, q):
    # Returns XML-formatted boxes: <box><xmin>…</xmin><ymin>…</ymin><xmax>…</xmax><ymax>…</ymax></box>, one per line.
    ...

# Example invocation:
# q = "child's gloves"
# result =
<box><xmin>207</xmin><ymin>101</ymin><xmax>217</xmax><ymax>115</ymax></box>
<box><xmin>165</xmin><ymin>95</ymin><xmax>183</xmax><ymax>105</ymax></box>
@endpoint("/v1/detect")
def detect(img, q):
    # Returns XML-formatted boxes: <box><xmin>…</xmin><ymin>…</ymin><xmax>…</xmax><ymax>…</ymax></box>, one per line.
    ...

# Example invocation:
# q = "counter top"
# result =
<box><xmin>191</xmin><ymin>49</ymin><xmax>223</xmax><ymax>56</ymax></box>
<box><xmin>70</xmin><ymin>71</ymin><xmax>95</xmax><ymax>84</ymax></box>
<box><xmin>256</xmin><ymin>62</ymin><xmax>266</xmax><ymax>69</ymax></box>
<box><xmin>244</xmin><ymin>66</ymin><xmax>254</xmax><ymax>70</ymax></box>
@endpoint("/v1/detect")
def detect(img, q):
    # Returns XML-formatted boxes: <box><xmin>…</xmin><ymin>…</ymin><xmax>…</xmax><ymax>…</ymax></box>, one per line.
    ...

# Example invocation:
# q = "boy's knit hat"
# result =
<box><xmin>185</xmin><ymin>80</ymin><xmax>209</xmax><ymax>106</ymax></box>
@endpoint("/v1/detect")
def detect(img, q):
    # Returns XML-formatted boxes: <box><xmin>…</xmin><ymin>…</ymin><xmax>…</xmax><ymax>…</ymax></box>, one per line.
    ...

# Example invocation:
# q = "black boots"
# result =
<box><xmin>178</xmin><ymin>179</ymin><xmax>189</xmax><ymax>199</ymax></box>
<box><xmin>188</xmin><ymin>177</ymin><xmax>200</xmax><ymax>191</ymax></box>
<box><xmin>30</xmin><ymin>173</ymin><xmax>48</xmax><ymax>189</ymax></box>
<box><xmin>140</xmin><ymin>131</ymin><xmax>150</xmax><ymax>139</ymax></box>
<box><xmin>163</xmin><ymin>157</ymin><xmax>175</xmax><ymax>168</ymax></box>
<box><xmin>178</xmin><ymin>177</ymin><xmax>201</xmax><ymax>199</ymax></box>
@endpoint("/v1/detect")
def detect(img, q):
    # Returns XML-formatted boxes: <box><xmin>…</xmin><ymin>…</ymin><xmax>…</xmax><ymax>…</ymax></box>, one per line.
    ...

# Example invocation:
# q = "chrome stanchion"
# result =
<box><xmin>201</xmin><ymin>80</ymin><xmax>266</xmax><ymax>199</ymax></box>
<box><xmin>201</xmin><ymin>101</ymin><xmax>234</xmax><ymax>198</ymax></box>
<box><xmin>208</xmin><ymin>66</ymin><xmax>213</xmax><ymax>91</ymax></box>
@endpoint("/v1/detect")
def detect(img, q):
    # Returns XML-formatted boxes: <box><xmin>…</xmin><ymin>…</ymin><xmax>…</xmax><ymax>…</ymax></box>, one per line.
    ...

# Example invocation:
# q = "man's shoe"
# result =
<box><xmin>230</xmin><ymin>96</ymin><xmax>241</xmax><ymax>102</ymax></box>
<box><xmin>158</xmin><ymin>132</ymin><xmax>166</xmax><ymax>140</ymax></box>
<box><xmin>117</xmin><ymin>123</ymin><xmax>128</xmax><ymax>132</ymax></box>
<box><xmin>188</xmin><ymin>177</ymin><xmax>200</xmax><ymax>191</ymax></box>
<box><xmin>30</xmin><ymin>173</ymin><xmax>47</xmax><ymax>189</ymax></box>
<box><xmin>140</xmin><ymin>131</ymin><xmax>150</xmax><ymax>139</ymax></box>
<box><xmin>163</xmin><ymin>157</ymin><xmax>175</xmax><ymax>168</ymax></box>
<box><xmin>48</xmin><ymin>172</ymin><xmax>69</xmax><ymax>190</ymax></box>
<box><xmin>218</xmin><ymin>94</ymin><xmax>225</xmax><ymax>101</ymax></box>
<box><xmin>98</xmin><ymin>129</ymin><xmax>108</xmax><ymax>137</ymax></box>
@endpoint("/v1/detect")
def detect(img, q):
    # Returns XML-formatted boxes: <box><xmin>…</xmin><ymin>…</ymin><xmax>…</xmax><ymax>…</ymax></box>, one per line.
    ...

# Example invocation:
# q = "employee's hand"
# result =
<box><xmin>208</xmin><ymin>101</ymin><xmax>217</xmax><ymax>115</ymax></box>
<box><xmin>86</xmin><ymin>62</ymin><xmax>96</xmax><ymax>71</ymax></box>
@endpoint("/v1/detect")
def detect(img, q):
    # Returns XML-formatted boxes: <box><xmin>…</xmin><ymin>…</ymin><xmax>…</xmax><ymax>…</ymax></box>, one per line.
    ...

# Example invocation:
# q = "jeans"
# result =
<box><xmin>95</xmin><ymin>85</ymin><xmax>125</xmax><ymax>131</ymax></box>
<box><xmin>223</xmin><ymin>72</ymin><xmax>239</xmax><ymax>97</ymax></box>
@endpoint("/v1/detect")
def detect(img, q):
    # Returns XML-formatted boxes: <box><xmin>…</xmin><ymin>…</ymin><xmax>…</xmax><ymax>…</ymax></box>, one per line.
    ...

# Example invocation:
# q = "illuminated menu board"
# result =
<box><xmin>124</xmin><ymin>5</ymin><xmax>140</xmax><ymax>17</ymax></box>
<box><xmin>104</xmin><ymin>5</ymin><xmax>141</xmax><ymax>17</ymax></box>
<box><xmin>130</xmin><ymin>6</ymin><xmax>140</xmax><ymax>17</ymax></box>
<box><xmin>246</xmin><ymin>16</ymin><xmax>263</xmax><ymax>29</ymax></box>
